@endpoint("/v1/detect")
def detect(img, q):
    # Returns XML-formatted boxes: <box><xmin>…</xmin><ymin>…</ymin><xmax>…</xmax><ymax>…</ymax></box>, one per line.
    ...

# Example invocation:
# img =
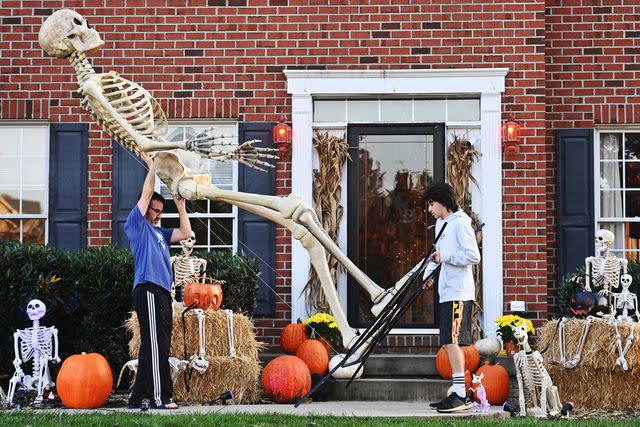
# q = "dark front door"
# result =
<box><xmin>347</xmin><ymin>124</ymin><xmax>445</xmax><ymax>328</ymax></box>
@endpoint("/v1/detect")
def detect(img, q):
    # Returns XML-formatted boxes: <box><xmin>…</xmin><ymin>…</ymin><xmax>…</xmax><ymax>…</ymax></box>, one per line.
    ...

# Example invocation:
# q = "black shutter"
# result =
<box><xmin>48</xmin><ymin>123</ymin><xmax>88</xmax><ymax>249</ymax></box>
<box><xmin>238</xmin><ymin>122</ymin><xmax>276</xmax><ymax>316</ymax></box>
<box><xmin>112</xmin><ymin>143</ymin><xmax>147</xmax><ymax>247</ymax></box>
<box><xmin>556</xmin><ymin>129</ymin><xmax>595</xmax><ymax>283</ymax></box>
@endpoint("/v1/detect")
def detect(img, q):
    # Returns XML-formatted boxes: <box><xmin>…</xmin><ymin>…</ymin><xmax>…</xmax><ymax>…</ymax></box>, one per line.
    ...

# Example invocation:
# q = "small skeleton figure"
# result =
<box><xmin>557</xmin><ymin>316</ymin><xmax>595</xmax><ymax>369</ymax></box>
<box><xmin>610</xmin><ymin>273</ymin><xmax>640</xmax><ymax>324</ymax></box>
<box><xmin>170</xmin><ymin>233</ymin><xmax>207</xmax><ymax>304</ymax></box>
<box><xmin>585</xmin><ymin>230</ymin><xmax>628</xmax><ymax>304</ymax></box>
<box><xmin>470</xmin><ymin>373</ymin><xmax>489</xmax><ymax>413</ymax></box>
<box><xmin>6</xmin><ymin>300</ymin><xmax>61</xmax><ymax>405</ymax></box>
<box><xmin>512</xmin><ymin>322</ymin><xmax>562</xmax><ymax>418</ymax></box>
<box><xmin>188</xmin><ymin>309</ymin><xmax>210</xmax><ymax>373</ymax></box>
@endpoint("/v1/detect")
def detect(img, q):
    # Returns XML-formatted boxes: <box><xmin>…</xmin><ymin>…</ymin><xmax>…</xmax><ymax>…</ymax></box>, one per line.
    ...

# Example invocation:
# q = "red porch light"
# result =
<box><xmin>501</xmin><ymin>114</ymin><xmax>521</xmax><ymax>156</ymax></box>
<box><xmin>273</xmin><ymin>114</ymin><xmax>292</xmax><ymax>156</ymax></box>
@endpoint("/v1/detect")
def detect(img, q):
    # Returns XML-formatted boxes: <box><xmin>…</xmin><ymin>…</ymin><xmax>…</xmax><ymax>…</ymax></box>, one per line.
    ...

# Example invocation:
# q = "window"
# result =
<box><xmin>0</xmin><ymin>125</ymin><xmax>49</xmax><ymax>244</ymax></box>
<box><xmin>158</xmin><ymin>123</ymin><xmax>238</xmax><ymax>252</ymax></box>
<box><xmin>596</xmin><ymin>131</ymin><xmax>640</xmax><ymax>261</ymax></box>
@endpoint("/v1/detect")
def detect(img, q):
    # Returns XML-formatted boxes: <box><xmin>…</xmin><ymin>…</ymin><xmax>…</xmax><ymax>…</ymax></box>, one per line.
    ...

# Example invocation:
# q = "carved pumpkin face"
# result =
<box><xmin>570</xmin><ymin>292</ymin><xmax>597</xmax><ymax>317</ymax></box>
<box><xmin>183</xmin><ymin>280</ymin><xmax>223</xmax><ymax>310</ymax></box>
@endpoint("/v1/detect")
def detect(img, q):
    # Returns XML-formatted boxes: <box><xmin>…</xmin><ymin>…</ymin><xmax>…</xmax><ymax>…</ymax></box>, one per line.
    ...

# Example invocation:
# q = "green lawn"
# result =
<box><xmin>1</xmin><ymin>412</ymin><xmax>637</xmax><ymax>427</ymax></box>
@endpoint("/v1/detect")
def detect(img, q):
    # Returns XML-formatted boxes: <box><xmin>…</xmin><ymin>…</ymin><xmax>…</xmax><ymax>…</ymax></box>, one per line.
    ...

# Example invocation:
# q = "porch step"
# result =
<box><xmin>259</xmin><ymin>353</ymin><xmax>517</xmax><ymax>402</ymax></box>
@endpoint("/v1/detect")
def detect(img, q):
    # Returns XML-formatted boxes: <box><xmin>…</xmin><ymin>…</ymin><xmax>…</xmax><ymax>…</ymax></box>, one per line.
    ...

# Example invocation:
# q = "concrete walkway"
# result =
<box><xmin>36</xmin><ymin>402</ymin><xmax>508</xmax><ymax>418</ymax></box>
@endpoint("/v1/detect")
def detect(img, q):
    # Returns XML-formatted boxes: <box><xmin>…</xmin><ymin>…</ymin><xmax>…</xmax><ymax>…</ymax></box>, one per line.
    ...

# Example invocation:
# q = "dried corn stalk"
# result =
<box><xmin>304</xmin><ymin>131</ymin><xmax>350</xmax><ymax>314</ymax></box>
<box><xmin>446</xmin><ymin>134</ymin><xmax>483</xmax><ymax>340</ymax></box>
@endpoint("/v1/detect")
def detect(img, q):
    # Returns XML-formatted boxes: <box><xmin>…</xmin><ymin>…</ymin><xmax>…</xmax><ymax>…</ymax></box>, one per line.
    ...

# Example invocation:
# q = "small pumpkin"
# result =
<box><xmin>56</xmin><ymin>352</ymin><xmax>113</xmax><ymax>409</ymax></box>
<box><xmin>280</xmin><ymin>322</ymin><xmax>308</xmax><ymax>354</ymax></box>
<box><xmin>473</xmin><ymin>360</ymin><xmax>510</xmax><ymax>404</ymax></box>
<box><xmin>183</xmin><ymin>277</ymin><xmax>223</xmax><ymax>310</ymax></box>
<box><xmin>296</xmin><ymin>339</ymin><xmax>329</xmax><ymax>376</ymax></box>
<box><xmin>261</xmin><ymin>355</ymin><xmax>311</xmax><ymax>403</ymax></box>
<box><xmin>436</xmin><ymin>345</ymin><xmax>481</xmax><ymax>379</ymax></box>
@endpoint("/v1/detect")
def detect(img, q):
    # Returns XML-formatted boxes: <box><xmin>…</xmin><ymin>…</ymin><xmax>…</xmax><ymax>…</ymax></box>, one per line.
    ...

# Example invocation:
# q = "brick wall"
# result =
<box><xmin>1</xmin><ymin>0</ymin><xmax>550</xmax><ymax>346</ymax></box>
<box><xmin>545</xmin><ymin>1</ymin><xmax>640</xmax><ymax>316</ymax></box>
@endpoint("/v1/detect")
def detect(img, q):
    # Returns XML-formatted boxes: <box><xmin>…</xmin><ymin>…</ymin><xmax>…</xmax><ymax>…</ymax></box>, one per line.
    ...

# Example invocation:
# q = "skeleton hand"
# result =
<box><xmin>597</xmin><ymin>289</ymin><xmax>610</xmax><ymax>296</ymax></box>
<box><xmin>226</xmin><ymin>139</ymin><xmax>278</xmax><ymax>172</ymax></box>
<box><xmin>185</xmin><ymin>128</ymin><xmax>222</xmax><ymax>156</ymax></box>
<box><xmin>51</xmin><ymin>356</ymin><xmax>61</xmax><ymax>364</ymax></box>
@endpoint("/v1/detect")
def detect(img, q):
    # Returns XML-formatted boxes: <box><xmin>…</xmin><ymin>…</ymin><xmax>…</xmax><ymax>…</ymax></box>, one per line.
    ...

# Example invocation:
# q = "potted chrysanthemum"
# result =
<box><xmin>304</xmin><ymin>313</ymin><xmax>342</xmax><ymax>354</ymax></box>
<box><xmin>494</xmin><ymin>314</ymin><xmax>535</xmax><ymax>356</ymax></box>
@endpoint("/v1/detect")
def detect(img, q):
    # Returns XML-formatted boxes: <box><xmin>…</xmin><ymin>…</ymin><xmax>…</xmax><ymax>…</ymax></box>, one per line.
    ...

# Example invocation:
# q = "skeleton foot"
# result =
<box><xmin>189</xmin><ymin>355</ymin><xmax>209</xmax><ymax>373</ymax></box>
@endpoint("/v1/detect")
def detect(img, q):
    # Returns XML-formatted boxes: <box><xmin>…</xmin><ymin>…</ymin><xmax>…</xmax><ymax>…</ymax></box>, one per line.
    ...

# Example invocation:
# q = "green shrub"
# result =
<box><xmin>0</xmin><ymin>241</ymin><xmax>260</xmax><ymax>380</ymax></box>
<box><xmin>557</xmin><ymin>260</ymin><xmax>640</xmax><ymax>317</ymax></box>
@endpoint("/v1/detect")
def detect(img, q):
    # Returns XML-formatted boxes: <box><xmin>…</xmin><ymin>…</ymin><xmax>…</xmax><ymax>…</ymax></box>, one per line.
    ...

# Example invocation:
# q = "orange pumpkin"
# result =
<box><xmin>436</xmin><ymin>345</ymin><xmax>481</xmax><ymax>379</ymax></box>
<box><xmin>56</xmin><ymin>352</ymin><xmax>113</xmax><ymax>409</ymax></box>
<box><xmin>473</xmin><ymin>360</ymin><xmax>510</xmax><ymax>404</ymax></box>
<box><xmin>296</xmin><ymin>339</ymin><xmax>329</xmax><ymax>376</ymax></box>
<box><xmin>183</xmin><ymin>277</ymin><xmax>223</xmax><ymax>310</ymax></box>
<box><xmin>261</xmin><ymin>355</ymin><xmax>311</xmax><ymax>403</ymax></box>
<box><xmin>280</xmin><ymin>322</ymin><xmax>308</xmax><ymax>354</ymax></box>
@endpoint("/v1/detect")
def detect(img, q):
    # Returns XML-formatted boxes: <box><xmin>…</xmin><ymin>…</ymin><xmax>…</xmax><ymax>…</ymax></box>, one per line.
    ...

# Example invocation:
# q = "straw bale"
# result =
<box><xmin>172</xmin><ymin>355</ymin><xmax>261</xmax><ymax>404</ymax></box>
<box><xmin>538</xmin><ymin>318</ymin><xmax>640</xmax><ymax>410</ymax></box>
<box><xmin>125</xmin><ymin>309</ymin><xmax>263</xmax><ymax>403</ymax></box>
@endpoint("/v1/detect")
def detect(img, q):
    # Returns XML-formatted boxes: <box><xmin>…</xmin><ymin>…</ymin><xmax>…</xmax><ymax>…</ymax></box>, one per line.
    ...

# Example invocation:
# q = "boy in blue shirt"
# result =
<box><xmin>125</xmin><ymin>152</ymin><xmax>192</xmax><ymax>410</ymax></box>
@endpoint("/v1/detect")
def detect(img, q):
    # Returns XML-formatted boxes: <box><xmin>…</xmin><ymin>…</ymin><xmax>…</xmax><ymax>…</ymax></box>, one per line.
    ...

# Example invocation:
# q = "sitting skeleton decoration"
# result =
<box><xmin>512</xmin><ymin>322</ymin><xmax>562</xmax><ymax>418</ymax></box>
<box><xmin>39</xmin><ymin>10</ymin><xmax>402</xmax><ymax>374</ymax></box>
<box><xmin>170</xmin><ymin>233</ymin><xmax>206</xmax><ymax>305</ymax></box>
<box><xmin>116</xmin><ymin>357</ymin><xmax>189</xmax><ymax>390</ymax></box>
<box><xmin>585</xmin><ymin>230</ymin><xmax>628</xmax><ymax>305</ymax></box>
<box><xmin>607</xmin><ymin>273</ymin><xmax>639</xmax><ymax>371</ymax></box>
<box><xmin>6</xmin><ymin>300</ymin><xmax>61</xmax><ymax>406</ymax></box>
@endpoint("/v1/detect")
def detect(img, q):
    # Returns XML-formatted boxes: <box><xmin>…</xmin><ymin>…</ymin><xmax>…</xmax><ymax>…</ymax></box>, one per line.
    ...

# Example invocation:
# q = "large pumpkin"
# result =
<box><xmin>436</xmin><ymin>345</ymin><xmax>480</xmax><ymax>379</ymax></box>
<box><xmin>56</xmin><ymin>352</ymin><xmax>113</xmax><ymax>409</ymax></box>
<box><xmin>296</xmin><ymin>339</ymin><xmax>329</xmax><ymax>376</ymax></box>
<box><xmin>473</xmin><ymin>360</ymin><xmax>510</xmax><ymax>404</ymax></box>
<box><xmin>183</xmin><ymin>277</ymin><xmax>223</xmax><ymax>310</ymax></box>
<box><xmin>280</xmin><ymin>322</ymin><xmax>308</xmax><ymax>354</ymax></box>
<box><xmin>261</xmin><ymin>355</ymin><xmax>311</xmax><ymax>403</ymax></box>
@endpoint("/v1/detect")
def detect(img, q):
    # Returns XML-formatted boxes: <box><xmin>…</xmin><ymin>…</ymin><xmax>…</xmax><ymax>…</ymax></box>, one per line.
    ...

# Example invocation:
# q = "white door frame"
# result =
<box><xmin>285</xmin><ymin>68</ymin><xmax>508</xmax><ymax>338</ymax></box>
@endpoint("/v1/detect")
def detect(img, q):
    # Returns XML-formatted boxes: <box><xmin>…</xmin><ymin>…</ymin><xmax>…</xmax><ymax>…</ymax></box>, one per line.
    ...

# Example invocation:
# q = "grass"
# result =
<box><xmin>1</xmin><ymin>412</ymin><xmax>638</xmax><ymax>427</ymax></box>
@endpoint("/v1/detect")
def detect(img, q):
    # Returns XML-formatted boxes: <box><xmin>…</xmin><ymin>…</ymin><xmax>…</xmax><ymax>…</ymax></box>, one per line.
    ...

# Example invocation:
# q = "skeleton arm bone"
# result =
<box><xmin>12</xmin><ymin>332</ymin><xmax>24</xmax><ymax>376</ymax></box>
<box><xmin>51</xmin><ymin>328</ymin><xmax>60</xmax><ymax>363</ymax></box>
<box><xmin>584</xmin><ymin>257</ymin><xmax>594</xmax><ymax>291</ymax></box>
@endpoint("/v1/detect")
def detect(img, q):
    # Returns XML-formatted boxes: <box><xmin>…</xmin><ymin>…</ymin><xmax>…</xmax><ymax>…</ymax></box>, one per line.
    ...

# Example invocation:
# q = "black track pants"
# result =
<box><xmin>129</xmin><ymin>283</ymin><xmax>173</xmax><ymax>407</ymax></box>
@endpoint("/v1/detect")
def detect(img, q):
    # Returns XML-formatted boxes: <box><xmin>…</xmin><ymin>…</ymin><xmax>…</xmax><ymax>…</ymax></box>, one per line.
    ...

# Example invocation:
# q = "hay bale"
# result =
<box><xmin>538</xmin><ymin>318</ymin><xmax>640</xmax><ymax>410</ymax></box>
<box><xmin>125</xmin><ymin>309</ymin><xmax>263</xmax><ymax>403</ymax></box>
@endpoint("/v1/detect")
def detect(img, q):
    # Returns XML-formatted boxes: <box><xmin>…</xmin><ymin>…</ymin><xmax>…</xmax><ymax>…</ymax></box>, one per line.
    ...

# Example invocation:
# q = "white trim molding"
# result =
<box><xmin>285</xmin><ymin>68</ymin><xmax>508</xmax><ymax>339</ymax></box>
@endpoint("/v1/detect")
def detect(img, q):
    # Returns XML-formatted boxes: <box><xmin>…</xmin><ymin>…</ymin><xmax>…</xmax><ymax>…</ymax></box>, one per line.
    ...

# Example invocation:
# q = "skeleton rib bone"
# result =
<box><xmin>39</xmin><ymin>9</ymin><xmax>393</xmax><ymax>357</ymax></box>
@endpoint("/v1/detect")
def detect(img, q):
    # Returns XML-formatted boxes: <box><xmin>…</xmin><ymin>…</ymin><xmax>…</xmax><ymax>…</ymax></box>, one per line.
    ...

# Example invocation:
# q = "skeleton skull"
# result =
<box><xmin>39</xmin><ymin>9</ymin><xmax>103</xmax><ymax>58</ymax></box>
<box><xmin>620</xmin><ymin>273</ymin><xmax>633</xmax><ymax>290</ymax></box>
<box><xmin>595</xmin><ymin>229</ymin><xmax>615</xmax><ymax>252</ymax></box>
<box><xmin>179</xmin><ymin>232</ymin><xmax>196</xmax><ymax>255</ymax></box>
<box><xmin>26</xmin><ymin>299</ymin><xmax>47</xmax><ymax>321</ymax></box>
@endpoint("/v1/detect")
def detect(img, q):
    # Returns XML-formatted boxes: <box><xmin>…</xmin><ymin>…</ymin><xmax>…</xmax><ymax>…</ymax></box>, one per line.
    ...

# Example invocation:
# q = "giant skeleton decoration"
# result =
<box><xmin>39</xmin><ymin>9</ymin><xmax>407</xmax><ymax>373</ymax></box>
<box><xmin>511</xmin><ymin>322</ymin><xmax>562</xmax><ymax>418</ymax></box>
<box><xmin>6</xmin><ymin>300</ymin><xmax>61</xmax><ymax>405</ymax></box>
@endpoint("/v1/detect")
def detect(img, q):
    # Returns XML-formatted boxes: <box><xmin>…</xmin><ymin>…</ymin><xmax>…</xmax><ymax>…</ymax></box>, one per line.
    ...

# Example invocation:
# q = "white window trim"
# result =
<box><xmin>155</xmin><ymin>121</ymin><xmax>239</xmax><ymax>253</ymax></box>
<box><xmin>285</xmin><ymin>68</ymin><xmax>507</xmax><ymax>339</ymax></box>
<box><xmin>594</xmin><ymin>128</ymin><xmax>640</xmax><ymax>258</ymax></box>
<box><xmin>0</xmin><ymin>123</ymin><xmax>50</xmax><ymax>244</ymax></box>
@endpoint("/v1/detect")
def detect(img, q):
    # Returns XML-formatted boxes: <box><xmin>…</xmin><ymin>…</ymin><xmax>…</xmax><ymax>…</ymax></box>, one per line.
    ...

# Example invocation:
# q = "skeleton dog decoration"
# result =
<box><xmin>512</xmin><ymin>322</ymin><xmax>562</xmax><ymax>418</ymax></box>
<box><xmin>39</xmin><ymin>9</ymin><xmax>406</xmax><ymax>373</ymax></box>
<box><xmin>6</xmin><ymin>300</ymin><xmax>61</xmax><ymax>406</ymax></box>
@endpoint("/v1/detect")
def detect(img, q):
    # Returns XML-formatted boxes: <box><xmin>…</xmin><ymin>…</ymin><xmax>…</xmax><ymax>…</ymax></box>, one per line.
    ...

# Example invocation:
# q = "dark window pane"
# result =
<box><xmin>601</xmin><ymin>133</ymin><xmax>622</xmax><ymax>160</ymax></box>
<box><xmin>625</xmin><ymin>191</ymin><xmax>640</xmax><ymax>217</ymax></box>
<box><xmin>626</xmin><ymin>162</ymin><xmax>640</xmax><ymax>188</ymax></box>
<box><xmin>625</xmin><ymin>133</ymin><xmax>640</xmax><ymax>160</ymax></box>
<box><xmin>210</xmin><ymin>218</ymin><xmax>232</xmax><ymax>246</ymax></box>
<box><xmin>22</xmin><ymin>219</ymin><xmax>45</xmax><ymax>244</ymax></box>
<box><xmin>0</xmin><ymin>218</ymin><xmax>20</xmax><ymax>241</ymax></box>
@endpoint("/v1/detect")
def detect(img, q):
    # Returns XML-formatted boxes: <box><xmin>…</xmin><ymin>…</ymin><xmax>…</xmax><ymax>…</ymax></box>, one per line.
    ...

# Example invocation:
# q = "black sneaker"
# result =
<box><xmin>429</xmin><ymin>395</ymin><xmax>448</xmax><ymax>408</ymax></box>
<box><xmin>436</xmin><ymin>393</ymin><xmax>473</xmax><ymax>413</ymax></box>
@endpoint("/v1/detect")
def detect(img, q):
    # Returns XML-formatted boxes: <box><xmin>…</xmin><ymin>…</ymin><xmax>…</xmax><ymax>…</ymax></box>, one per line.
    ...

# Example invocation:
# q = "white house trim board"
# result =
<box><xmin>285</xmin><ymin>68</ymin><xmax>507</xmax><ymax>339</ymax></box>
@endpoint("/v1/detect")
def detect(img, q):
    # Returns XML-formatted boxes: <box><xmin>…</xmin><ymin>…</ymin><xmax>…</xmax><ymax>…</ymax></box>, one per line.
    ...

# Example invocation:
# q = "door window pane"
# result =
<box><xmin>314</xmin><ymin>100</ymin><xmax>346</xmax><ymax>122</ymax></box>
<box><xmin>380</xmin><ymin>100</ymin><xmax>412</xmax><ymax>122</ymax></box>
<box><xmin>347</xmin><ymin>100</ymin><xmax>378</xmax><ymax>122</ymax></box>
<box><xmin>447</xmin><ymin>99</ymin><xmax>480</xmax><ymax>121</ymax></box>
<box><xmin>415</xmin><ymin>100</ymin><xmax>446</xmax><ymax>122</ymax></box>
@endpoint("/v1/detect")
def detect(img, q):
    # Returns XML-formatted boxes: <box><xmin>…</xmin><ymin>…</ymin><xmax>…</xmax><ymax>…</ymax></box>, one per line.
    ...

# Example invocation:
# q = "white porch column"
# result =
<box><xmin>479</xmin><ymin>92</ymin><xmax>504</xmax><ymax>338</ymax></box>
<box><xmin>290</xmin><ymin>93</ymin><xmax>313</xmax><ymax>322</ymax></box>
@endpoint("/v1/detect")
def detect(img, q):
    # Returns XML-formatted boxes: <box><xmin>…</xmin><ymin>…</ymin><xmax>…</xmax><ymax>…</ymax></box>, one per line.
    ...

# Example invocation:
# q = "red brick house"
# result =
<box><xmin>2</xmin><ymin>1</ymin><xmax>639</xmax><ymax>351</ymax></box>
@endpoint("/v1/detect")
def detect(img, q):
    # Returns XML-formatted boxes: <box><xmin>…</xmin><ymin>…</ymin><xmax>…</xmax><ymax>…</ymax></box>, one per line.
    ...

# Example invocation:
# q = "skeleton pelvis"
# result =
<box><xmin>154</xmin><ymin>150</ymin><xmax>211</xmax><ymax>196</ymax></box>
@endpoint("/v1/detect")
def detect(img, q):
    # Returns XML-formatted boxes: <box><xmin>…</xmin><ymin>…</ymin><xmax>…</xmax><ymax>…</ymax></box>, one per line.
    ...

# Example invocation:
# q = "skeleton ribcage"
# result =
<box><xmin>591</xmin><ymin>258</ymin><xmax>621</xmax><ymax>289</ymax></box>
<box><xmin>85</xmin><ymin>72</ymin><xmax>169</xmax><ymax>155</ymax></box>
<box><xmin>17</xmin><ymin>327</ymin><xmax>54</xmax><ymax>362</ymax></box>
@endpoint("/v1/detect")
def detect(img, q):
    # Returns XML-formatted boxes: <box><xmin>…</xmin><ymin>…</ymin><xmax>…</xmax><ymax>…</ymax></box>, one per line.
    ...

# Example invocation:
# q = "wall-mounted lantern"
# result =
<box><xmin>273</xmin><ymin>114</ymin><xmax>292</xmax><ymax>156</ymax></box>
<box><xmin>501</xmin><ymin>115</ymin><xmax>521</xmax><ymax>156</ymax></box>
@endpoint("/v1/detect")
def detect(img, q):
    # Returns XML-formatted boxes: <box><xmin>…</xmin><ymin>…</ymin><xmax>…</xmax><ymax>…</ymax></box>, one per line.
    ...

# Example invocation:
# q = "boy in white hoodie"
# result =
<box><xmin>424</xmin><ymin>183</ymin><xmax>480</xmax><ymax>413</ymax></box>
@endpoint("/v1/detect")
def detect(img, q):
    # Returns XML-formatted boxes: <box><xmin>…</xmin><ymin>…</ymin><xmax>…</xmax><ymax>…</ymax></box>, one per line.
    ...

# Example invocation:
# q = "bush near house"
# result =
<box><xmin>557</xmin><ymin>260</ymin><xmax>640</xmax><ymax>318</ymax></box>
<box><xmin>0</xmin><ymin>241</ymin><xmax>260</xmax><ymax>380</ymax></box>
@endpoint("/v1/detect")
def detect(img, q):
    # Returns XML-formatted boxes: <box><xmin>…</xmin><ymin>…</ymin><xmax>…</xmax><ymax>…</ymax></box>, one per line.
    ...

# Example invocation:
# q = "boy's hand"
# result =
<box><xmin>431</xmin><ymin>250</ymin><xmax>441</xmax><ymax>264</ymax></box>
<box><xmin>423</xmin><ymin>278</ymin><xmax>434</xmax><ymax>290</ymax></box>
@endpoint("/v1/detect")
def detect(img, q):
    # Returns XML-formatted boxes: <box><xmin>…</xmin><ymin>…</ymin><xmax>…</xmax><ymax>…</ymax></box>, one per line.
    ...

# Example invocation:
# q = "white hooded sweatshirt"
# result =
<box><xmin>432</xmin><ymin>209</ymin><xmax>480</xmax><ymax>302</ymax></box>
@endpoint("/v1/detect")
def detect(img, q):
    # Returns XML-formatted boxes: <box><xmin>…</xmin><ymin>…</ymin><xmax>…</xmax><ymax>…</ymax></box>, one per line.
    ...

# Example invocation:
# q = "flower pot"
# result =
<box><xmin>503</xmin><ymin>340</ymin><xmax>518</xmax><ymax>356</ymax></box>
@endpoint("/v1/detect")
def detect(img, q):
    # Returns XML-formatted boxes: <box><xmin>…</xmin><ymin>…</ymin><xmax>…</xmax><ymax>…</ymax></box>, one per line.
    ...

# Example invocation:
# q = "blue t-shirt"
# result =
<box><xmin>124</xmin><ymin>205</ymin><xmax>174</xmax><ymax>292</ymax></box>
